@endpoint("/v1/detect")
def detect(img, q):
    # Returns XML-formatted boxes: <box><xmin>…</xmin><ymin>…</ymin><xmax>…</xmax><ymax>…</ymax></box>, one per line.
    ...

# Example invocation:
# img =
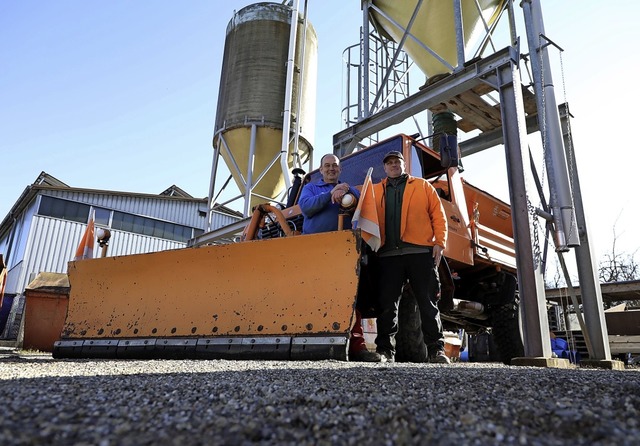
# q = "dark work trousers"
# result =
<box><xmin>375</xmin><ymin>252</ymin><xmax>445</xmax><ymax>355</ymax></box>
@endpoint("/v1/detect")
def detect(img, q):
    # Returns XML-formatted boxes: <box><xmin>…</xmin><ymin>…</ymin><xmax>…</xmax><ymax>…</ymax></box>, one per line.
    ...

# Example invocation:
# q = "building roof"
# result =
<box><xmin>160</xmin><ymin>185</ymin><xmax>194</xmax><ymax>198</ymax></box>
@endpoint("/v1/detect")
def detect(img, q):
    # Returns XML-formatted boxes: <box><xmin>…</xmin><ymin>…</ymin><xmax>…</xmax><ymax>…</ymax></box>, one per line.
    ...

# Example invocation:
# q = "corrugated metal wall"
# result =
<box><xmin>2</xmin><ymin>189</ymin><xmax>242</xmax><ymax>295</ymax></box>
<box><xmin>15</xmin><ymin>216</ymin><xmax>187</xmax><ymax>294</ymax></box>
<box><xmin>107</xmin><ymin>229</ymin><xmax>184</xmax><ymax>255</ymax></box>
<box><xmin>42</xmin><ymin>190</ymin><xmax>208</xmax><ymax>229</ymax></box>
<box><xmin>209</xmin><ymin>209</ymin><xmax>239</xmax><ymax>230</ymax></box>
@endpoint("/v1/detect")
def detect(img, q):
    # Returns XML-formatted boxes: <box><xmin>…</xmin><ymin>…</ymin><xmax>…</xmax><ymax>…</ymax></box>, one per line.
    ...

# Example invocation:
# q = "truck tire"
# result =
<box><xmin>396</xmin><ymin>287</ymin><xmax>429</xmax><ymax>363</ymax></box>
<box><xmin>491</xmin><ymin>298</ymin><xmax>524</xmax><ymax>364</ymax></box>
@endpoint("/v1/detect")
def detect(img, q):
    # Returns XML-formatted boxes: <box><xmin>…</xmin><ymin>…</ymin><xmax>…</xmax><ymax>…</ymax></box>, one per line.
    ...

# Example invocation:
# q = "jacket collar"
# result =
<box><xmin>382</xmin><ymin>174</ymin><xmax>413</xmax><ymax>185</ymax></box>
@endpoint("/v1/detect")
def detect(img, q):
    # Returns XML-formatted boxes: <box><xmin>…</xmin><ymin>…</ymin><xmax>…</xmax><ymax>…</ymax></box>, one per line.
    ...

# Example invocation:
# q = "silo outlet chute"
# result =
<box><xmin>213</xmin><ymin>2</ymin><xmax>318</xmax><ymax>212</ymax></box>
<box><xmin>369</xmin><ymin>0</ymin><xmax>507</xmax><ymax>79</ymax></box>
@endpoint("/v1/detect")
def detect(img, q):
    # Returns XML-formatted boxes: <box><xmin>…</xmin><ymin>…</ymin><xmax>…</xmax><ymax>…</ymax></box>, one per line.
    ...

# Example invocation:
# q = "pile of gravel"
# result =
<box><xmin>0</xmin><ymin>351</ymin><xmax>638</xmax><ymax>445</ymax></box>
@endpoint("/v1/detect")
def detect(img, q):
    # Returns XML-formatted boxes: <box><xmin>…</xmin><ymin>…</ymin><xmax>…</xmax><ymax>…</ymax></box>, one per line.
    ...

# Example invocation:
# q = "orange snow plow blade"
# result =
<box><xmin>54</xmin><ymin>231</ymin><xmax>363</xmax><ymax>360</ymax></box>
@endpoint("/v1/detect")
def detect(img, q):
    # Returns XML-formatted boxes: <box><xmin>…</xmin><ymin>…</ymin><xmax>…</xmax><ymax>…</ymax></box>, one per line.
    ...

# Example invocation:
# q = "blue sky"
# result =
<box><xmin>1</xmin><ymin>1</ymin><xmax>639</xmax><ymax>266</ymax></box>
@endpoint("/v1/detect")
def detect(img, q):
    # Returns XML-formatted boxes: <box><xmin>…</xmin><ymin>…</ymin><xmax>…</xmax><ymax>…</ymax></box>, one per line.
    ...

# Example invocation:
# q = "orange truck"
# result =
<box><xmin>54</xmin><ymin>134</ymin><xmax>522</xmax><ymax>364</ymax></box>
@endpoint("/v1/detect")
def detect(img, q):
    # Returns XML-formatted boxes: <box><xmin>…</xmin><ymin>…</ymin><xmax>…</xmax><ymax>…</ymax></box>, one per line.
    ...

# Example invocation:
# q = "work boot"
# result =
<box><xmin>430</xmin><ymin>350</ymin><xmax>451</xmax><ymax>364</ymax></box>
<box><xmin>350</xmin><ymin>350</ymin><xmax>383</xmax><ymax>362</ymax></box>
<box><xmin>376</xmin><ymin>349</ymin><xmax>395</xmax><ymax>363</ymax></box>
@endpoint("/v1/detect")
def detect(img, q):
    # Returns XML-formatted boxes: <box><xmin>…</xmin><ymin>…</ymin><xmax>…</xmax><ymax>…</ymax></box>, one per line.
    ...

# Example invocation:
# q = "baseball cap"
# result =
<box><xmin>383</xmin><ymin>151</ymin><xmax>404</xmax><ymax>163</ymax></box>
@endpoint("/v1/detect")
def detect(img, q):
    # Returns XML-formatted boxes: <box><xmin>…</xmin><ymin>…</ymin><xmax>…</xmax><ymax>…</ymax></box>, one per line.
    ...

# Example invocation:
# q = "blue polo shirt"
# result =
<box><xmin>298</xmin><ymin>180</ymin><xmax>360</xmax><ymax>234</ymax></box>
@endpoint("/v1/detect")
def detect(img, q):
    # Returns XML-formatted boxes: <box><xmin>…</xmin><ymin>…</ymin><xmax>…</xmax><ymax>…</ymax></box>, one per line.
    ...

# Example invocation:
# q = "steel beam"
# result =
<box><xmin>522</xmin><ymin>0</ymin><xmax>579</xmax><ymax>250</ymax></box>
<box><xmin>495</xmin><ymin>59</ymin><xmax>551</xmax><ymax>358</ymax></box>
<box><xmin>459</xmin><ymin>113</ymin><xmax>539</xmax><ymax>156</ymax></box>
<box><xmin>559</xmin><ymin>105</ymin><xmax>611</xmax><ymax>360</ymax></box>
<box><xmin>333</xmin><ymin>47</ymin><xmax>518</xmax><ymax>156</ymax></box>
<box><xmin>188</xmin><ymin>217</ymin><xmax>251</xmax><ymax>247</ymax></box>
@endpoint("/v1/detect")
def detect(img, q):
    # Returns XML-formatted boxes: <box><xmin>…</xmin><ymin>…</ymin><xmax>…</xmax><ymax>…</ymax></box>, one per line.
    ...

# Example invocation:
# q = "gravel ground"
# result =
<box><xmin>0</xmin><ymin>349</ymin><xmax>639</xmax><ymax>445</ymax></box>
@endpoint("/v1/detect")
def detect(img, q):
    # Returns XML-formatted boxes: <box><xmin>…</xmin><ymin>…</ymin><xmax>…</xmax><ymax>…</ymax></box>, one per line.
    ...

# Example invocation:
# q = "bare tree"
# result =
<box><xmin>598</xmin><ymin>227</ymin><xmax>639</xmax><ymax>283</ymax></box>
<box><xmin>545</xmin><ymin>259</ymin><xmax>565</xmax><ymax>289</ymax></box>
<box><xmin>598</xmin><ymin>223</ymin><xmax>640</xmax><ymax>309</ymax></box>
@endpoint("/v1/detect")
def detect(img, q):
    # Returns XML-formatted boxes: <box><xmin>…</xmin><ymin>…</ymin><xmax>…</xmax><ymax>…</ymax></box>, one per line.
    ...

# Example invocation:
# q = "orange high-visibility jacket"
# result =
<box><xmin>373</xmin><ymin>175</ymin><xmax>448</xmax><ymax>249</ymax></box>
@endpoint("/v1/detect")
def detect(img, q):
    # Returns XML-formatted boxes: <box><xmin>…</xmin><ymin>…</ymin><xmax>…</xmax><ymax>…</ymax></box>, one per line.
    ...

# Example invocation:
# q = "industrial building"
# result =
<box><xmin>0</xmin><ymin>171</ymin><xmax>241</xmax><ymax>342</ymax></box>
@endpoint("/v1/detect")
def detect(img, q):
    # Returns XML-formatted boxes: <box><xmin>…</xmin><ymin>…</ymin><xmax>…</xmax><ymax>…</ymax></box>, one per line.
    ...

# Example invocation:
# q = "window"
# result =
<box><xmin>122</xmin><ymin>213</ymin><xmax>135</xmax><ymax>232</ymax></box>
<box><xmin>38</xmin><ymin>196</ymin><xmax>89</xmax><ymax>223</ymax></box>
<box><xmin>182</xmin><ymin>225</ymin><xmax>194</xmax><ymax>241</ymax></box>
<box><xmin>66</xmin><ymin>200</ymin><xmax>86</xmax><ymax>222</ymax></box>
<box><xmin>38</xmin><ymin>196</ymin><xmax>54</xmax><ymax>216</ymax></box>
<box><xmin>112</xmin><ymin>210</ymin><xmax>195</xmax><ymax>243</ymax></box>
<box><xmin>152</xmin><ymin>220</ymin><xmax>164</xmax><ymax>238</ymax></box>
<box><xmin>37</xmin><ymin>197</ymin><xmax>197</xmax><ymax>242</ymax></box>
<box><xmin>142</xmin><ymin>220</ymin><xmax>154</xmax><ymax>236</ymax></box>
<box><xmin>163</xmin><ymin>223</ymin><xmax>175</xmax><ymax>240</ymax></box>
<box><xmin>94</xmin><ymin>207</ymin><xmax>111</xmax><ymax>226</ymax></box>
<box><xmin>133</xmin><ymin>215</ymin><xmax>145</xmax><ymax>234</ymax></box>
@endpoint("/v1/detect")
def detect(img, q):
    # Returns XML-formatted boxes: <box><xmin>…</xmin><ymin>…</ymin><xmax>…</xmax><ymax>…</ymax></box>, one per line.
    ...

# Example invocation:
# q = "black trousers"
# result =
<box><xmin>375</xmin><ymin>252</ymin><xmax>445</xmax><ymax>355</ymax></box>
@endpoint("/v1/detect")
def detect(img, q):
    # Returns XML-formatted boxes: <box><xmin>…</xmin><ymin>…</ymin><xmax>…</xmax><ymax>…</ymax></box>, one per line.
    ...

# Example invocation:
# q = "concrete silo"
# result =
<box><xmin>213</xmin><ymin>2</ymin><xmax>317</xmax><ymax>213</ymax></box>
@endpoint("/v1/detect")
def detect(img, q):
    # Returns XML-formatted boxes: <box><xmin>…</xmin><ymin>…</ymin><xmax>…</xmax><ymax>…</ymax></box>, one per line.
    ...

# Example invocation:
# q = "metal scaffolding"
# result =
<box><xmin>334</xmin><ymin>0</ymin><xmax>613</xmax><ymax>364</ymax></box>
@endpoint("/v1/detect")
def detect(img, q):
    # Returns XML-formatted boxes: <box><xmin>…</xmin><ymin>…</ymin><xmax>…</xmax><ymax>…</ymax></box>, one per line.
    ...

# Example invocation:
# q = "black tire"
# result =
<box><xmin>491</xmin><ymin>298</ymin><xmax>525</xmax><ymax>365</ymax></box>
<box><xmin>396</xmin><ymin>286</ymin><xmax>428</xmax><ymax>363</ymax></box>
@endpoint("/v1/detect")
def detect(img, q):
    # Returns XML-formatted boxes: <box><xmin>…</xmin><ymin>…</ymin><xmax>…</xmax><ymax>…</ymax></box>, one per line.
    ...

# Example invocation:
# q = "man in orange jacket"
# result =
<box><xmin>372</xmin><ymin>150</ymin><xmax>450</xmax><ymax>364</ymax></box>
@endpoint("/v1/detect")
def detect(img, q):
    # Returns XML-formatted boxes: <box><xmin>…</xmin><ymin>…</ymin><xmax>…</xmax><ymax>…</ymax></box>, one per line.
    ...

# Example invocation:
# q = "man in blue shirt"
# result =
<box><xmin>298</xmin><ymin>154</ymin><xmax>360</xmax><ymax>234</ymax></box>
<box><xmin>298</xmin><ymin>154</ymin><xmax>382</xmax><ymax>362</ymax></box>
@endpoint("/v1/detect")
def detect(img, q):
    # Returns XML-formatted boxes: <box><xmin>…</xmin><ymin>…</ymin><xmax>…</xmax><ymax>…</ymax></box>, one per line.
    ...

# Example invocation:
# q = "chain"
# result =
<box><xmin>528</xmin><ymin>197</ymin><xmax>542</xmax><ymax>269</ymax></box>
<box><xmin>528</xmin><ymin>31</ymin><xmax>546</xmax><ymax>270</ymax></box>
<box><xmin>537</xmin><ymin>34</ymin><xmax>547</xmax><ymax>195</ymax></box>
<box><xmin>558</xmin><ymin>49</ymin><xmax>577</xmax><ymax>244</ymax></box>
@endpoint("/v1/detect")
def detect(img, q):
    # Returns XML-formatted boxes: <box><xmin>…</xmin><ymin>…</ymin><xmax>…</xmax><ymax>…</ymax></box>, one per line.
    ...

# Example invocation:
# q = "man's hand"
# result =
<box><xmin>433</xmin><ymin>245</ymin><xmax>444</xmax><ymax>267</ymax></box>
<box><xmin>330</xmin><ymin>184</ymin><xmax>349</xmax><ymax>204</ymax></box>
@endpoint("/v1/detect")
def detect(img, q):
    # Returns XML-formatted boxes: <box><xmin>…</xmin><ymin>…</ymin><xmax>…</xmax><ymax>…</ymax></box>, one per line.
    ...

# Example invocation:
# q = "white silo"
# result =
<box><xmin>212</xmin><ymin>2</ymin><xmax>317</xmax><ymax>213</ymax></box>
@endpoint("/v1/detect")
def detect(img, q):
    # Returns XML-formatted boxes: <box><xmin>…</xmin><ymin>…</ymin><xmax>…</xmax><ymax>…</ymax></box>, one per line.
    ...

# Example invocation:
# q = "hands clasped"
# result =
<box><xmin>330</xmin><ymin>184</ymin><xmax>350</xmax><ymax>204</ymax></box>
